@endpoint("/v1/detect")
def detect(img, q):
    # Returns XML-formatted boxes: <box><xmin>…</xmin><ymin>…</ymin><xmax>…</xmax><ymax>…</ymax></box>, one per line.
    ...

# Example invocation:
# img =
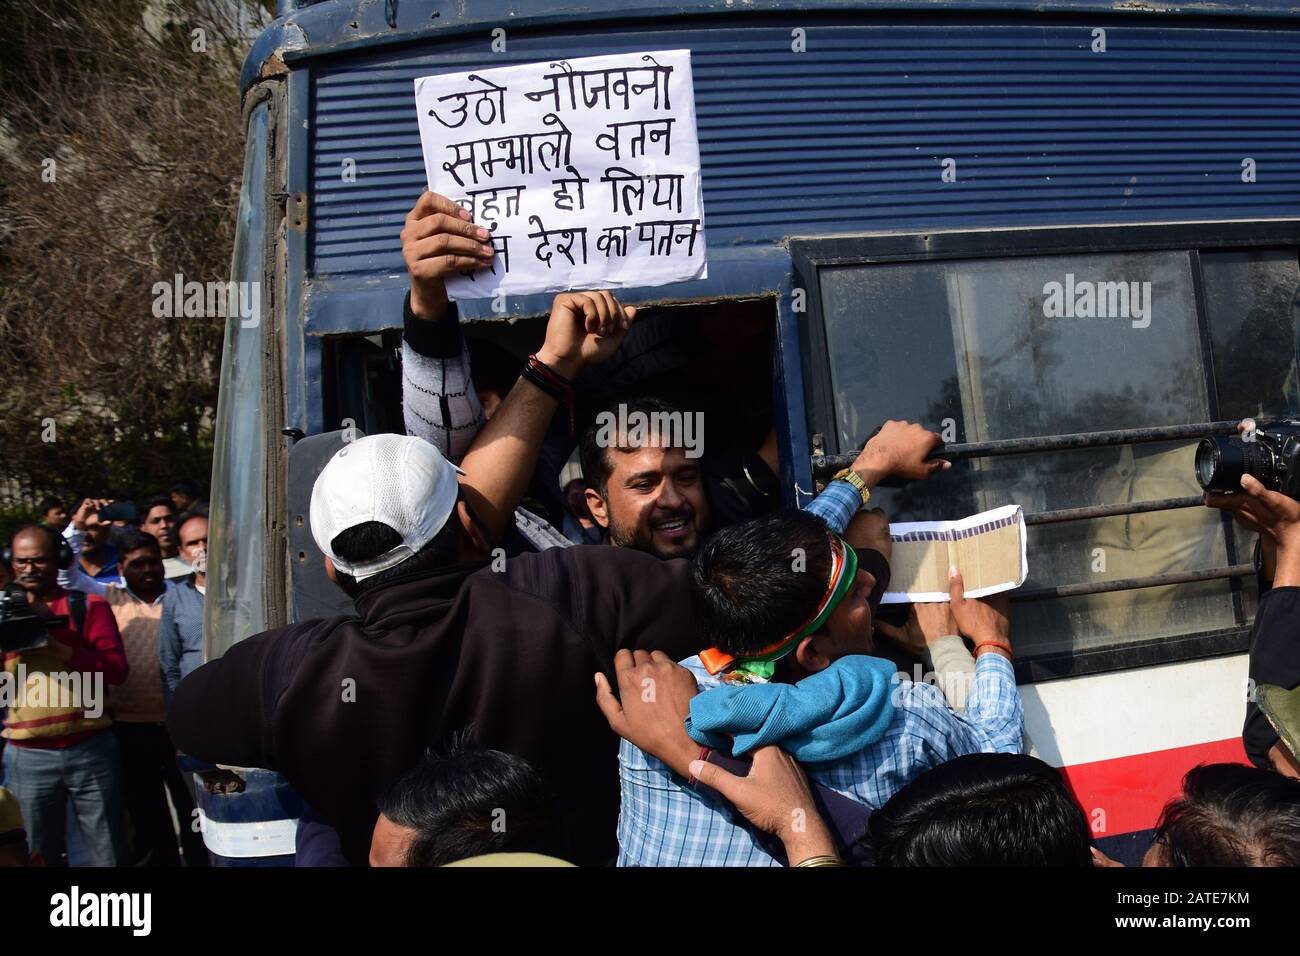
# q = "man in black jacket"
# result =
<box><xmin>167</xmin><ymin>433</ymin><xmax>700</xmax><ymax>866</ymax></box>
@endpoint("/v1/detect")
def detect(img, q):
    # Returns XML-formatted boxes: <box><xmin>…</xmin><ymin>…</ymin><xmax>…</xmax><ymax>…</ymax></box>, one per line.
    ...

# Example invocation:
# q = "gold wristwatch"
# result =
<box><xmin>831</xmin><ymin>467</ymin><xmax>871</xmax><ymax>508</ymax></box>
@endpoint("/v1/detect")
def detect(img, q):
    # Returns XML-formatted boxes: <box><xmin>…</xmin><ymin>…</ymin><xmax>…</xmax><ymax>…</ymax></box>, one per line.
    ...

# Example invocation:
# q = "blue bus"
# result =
<box><xmin>204</xmin><ymin>0</ymin><xmax>1300</xmax><ymax>864</ymax></box>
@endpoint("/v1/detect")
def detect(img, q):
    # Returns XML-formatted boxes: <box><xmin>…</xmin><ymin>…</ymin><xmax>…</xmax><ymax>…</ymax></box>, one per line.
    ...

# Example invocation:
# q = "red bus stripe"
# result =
<box><xmin>1058</xmin><ymin>737</ymin><xmax>1248</xmax><ymax>837</ymax></box>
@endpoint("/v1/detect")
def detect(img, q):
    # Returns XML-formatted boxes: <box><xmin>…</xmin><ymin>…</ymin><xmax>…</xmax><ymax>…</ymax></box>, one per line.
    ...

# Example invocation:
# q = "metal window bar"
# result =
<box><xmin>811</xmin><ymin>420</ymin><xmax>1243</xmax><ymax>477</ymax></box>
<box><xmin>1024</xmin><ymin>495</ymin><xmax>1204</xmax><ymax>525</ymax></box>
<box><xmin>813</xmin><ymin>420</ymin><xmax>1254</xmax><ymax>599</ymax></box>
<box><xmin>1012</xmin><ymin>565</ymin><xmax>1254</xmax><ymax>602</ymax></box>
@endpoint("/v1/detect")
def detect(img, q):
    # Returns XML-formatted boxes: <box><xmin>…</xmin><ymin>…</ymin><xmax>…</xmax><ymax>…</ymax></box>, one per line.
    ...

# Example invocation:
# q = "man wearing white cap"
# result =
<box><xmin>167</xmin><ymin>432</ymin><xmax>701</xmax><ymax>866</ymax></box>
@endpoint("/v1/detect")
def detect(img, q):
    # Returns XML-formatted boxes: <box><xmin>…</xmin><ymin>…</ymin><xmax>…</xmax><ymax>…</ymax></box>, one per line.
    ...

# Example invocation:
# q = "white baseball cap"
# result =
<box><xmin>309</xmin><ymin>434</ymin><xmax>463</xmax><ymax>581</ymax></box>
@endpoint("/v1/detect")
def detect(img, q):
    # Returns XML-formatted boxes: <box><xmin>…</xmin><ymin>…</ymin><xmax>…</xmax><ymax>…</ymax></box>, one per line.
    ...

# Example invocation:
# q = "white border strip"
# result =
<box><xmin>198</xmin><ymin>812</ymin><xmax>298</xmax><ymax>859</ymax></box>
<box><xmin>1023</xmin><ymin>654</ymin><xmax>1249</xmax><ymax>767</ymax></box>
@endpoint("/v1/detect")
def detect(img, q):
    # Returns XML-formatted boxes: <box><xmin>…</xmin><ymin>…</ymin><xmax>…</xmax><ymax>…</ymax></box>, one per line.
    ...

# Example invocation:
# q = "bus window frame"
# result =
<box><xmin>790</xmin><ymin>219</ymin><xmax>1300</xmax><ymax>683</ymax></box>
<box><xmin>204</xmin><ymin>82</ymin><xmax>290</xmax><ymax>662</ymax></box>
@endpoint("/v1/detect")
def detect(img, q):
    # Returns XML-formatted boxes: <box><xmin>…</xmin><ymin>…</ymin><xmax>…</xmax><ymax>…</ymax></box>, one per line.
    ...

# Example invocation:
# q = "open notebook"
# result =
<box><xmin>882</xmin><ymin>504</ymin><xmax>1028</xmax><ymax>604</ymax></box>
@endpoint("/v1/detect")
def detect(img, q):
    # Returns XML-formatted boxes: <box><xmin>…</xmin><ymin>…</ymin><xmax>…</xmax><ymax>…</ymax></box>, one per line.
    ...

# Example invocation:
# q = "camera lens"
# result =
<box><xmin>1196</xmin><ymin>438</ymin><xmax>1236</xmax><ymax>491</ymax></box>
<box><xmin>1196</xmin><ymin>435</ymin><xmax>1276</xmax><ymax>491</ymax></box>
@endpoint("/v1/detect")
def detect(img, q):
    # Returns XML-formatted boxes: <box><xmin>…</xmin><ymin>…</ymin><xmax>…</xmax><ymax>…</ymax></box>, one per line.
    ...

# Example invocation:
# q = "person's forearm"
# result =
<box><xmin>656</xmin><ymin>733</ymin><xmax>700</xmax><ymax>779</ymax></box>
<box><xmin>459</xmin><ymin>375</ymin><xmax>562</xmax><ymax>544</ymax></box>
<box><xmin>65</xmin><ymin>642</ymin><xmax>126</xmax><ymax>682</ymax></box>
<box><xmin>804</xmin><ymin>480</ymin><xmax>863</xmax><ymax>535</ymax></box>
<box><xmin>967</xmin><ymin>619</ymin><xmax>1014</xmax><ymax>661</ymax></box>
<box><xmin>402</xmin><ymin>341</ymin><xmax>485</xmax><ymax>462</ymax></box>
<box><xmin>959</xmin><ymin>654</ymin><xmax>1024</xmax><ymax>753</ymax></box>
<box><xmin>168</xmin><ymin>643</ymin><xmax>273</xmax><ymax>771</ymax></box>
<box><xmin>63</xmin><ymin>525</ymin><xmax>84</xmax><ymax>554</ymax></box>
<box><xmin>925</xmin><ymin>634</ymin><xmax>975</xmax><ymax>711</ymax></box>
<box><xmin>781</xmin><ymin>818</ymin><xmax>838</xmax><ymax>865</ymax></box>
<box><xmin>1260</xmin><ymin>537</ymin><xmax>1278</xmax><ymax>583</ymax></box>
<box><xmin>409</xmin><ymin>280</ymin><xmax>450</xmax><ymax>322</ymax></box>
<box><xmin>1272</xmin><ymin>540</ymin><xmax>1300</xmax><ymax>588</ymax></box>
<box><xmin>401</xmin><ymin>291</ymin><xmax>485</xmax><ymax>462</ymax></box>
<box><xmin>57</xmin><ymin>527</ymin><xmax>85</xmax><ymax>591</ymax></box>
<box><xmin>60</xmin><ymin>560</ymin><xmax>107</xmax><ymax>599</ymax></box>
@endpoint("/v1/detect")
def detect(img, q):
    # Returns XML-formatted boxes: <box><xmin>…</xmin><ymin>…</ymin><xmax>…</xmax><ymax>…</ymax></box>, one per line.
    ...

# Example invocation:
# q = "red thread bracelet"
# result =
<box><xmin>974</xmin><ymin>640</ymin><xmax>1013</xmax><ymax>658</ymax></box>
<box><xmin>525</xmin><ymin>354</ymin><xmax>575</xmax><ymax>436</ymax></box>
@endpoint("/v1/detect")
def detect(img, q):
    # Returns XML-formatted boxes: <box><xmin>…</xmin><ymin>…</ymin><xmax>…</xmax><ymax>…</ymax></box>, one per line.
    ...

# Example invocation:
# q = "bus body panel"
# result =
<box><xmin>1023</xmin><ymin>652</ymin><xmax>1250</xmax><ymax>860</ymax></box>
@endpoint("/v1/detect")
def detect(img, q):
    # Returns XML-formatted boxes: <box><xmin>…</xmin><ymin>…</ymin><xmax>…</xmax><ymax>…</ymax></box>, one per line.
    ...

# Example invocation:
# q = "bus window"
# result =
<box><xmin>807</xmin><ymin>241</ymin><xmax>1300</xmax><ymax>670</ymax></box>
<box><xmin>322</xmin><ymin>331</ymin><xmax>405</xmax><ymax>437</ymax></box>
<box><xmin>1201</xmin><ymin>249</ymin><xmax>1300</xmax><ymax>423</ymax></box>
<box><xmin>1201</xmin><ymin>248</ymin><xmax>1300</xmax><ymax>622</ymax></box>
<box><xmin>320</xmin><ymin>296</ymin><xmax>778</xmax><ymax>471</ymax></box>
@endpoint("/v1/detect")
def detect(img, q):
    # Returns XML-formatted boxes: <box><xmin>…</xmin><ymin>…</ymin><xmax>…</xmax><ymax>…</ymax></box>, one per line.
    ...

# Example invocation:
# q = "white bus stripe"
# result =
<box><xmin>1021</xmin><ymin>654</ymin><xmax>1249</xmax><ymax>767</ymax></box>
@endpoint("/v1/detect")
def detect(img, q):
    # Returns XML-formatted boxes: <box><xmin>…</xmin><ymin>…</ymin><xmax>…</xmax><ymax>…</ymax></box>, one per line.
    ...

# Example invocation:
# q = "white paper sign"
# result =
<box><xmin>414</xmin><ymin>49</ymin><xmax>707</xmax><ymax>300</ymax></box>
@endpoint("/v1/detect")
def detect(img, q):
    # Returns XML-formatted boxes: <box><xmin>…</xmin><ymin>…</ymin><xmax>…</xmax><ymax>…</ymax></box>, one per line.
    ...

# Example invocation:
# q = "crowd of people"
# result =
<box><xmin>0</xmin><ymin>483</ymin><xmax>214</xmax><ymax>866</ymax></box>
<box><xmin>3</xmin><ymin>189</ymin><xmax>1299</xmax><ymax>868</ymax></box>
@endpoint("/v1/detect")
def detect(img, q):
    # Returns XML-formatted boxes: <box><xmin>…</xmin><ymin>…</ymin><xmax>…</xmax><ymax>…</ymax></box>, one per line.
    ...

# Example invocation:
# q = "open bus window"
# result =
<box><xmin>320</xmin><ymin>296</ymin><xmax>778</xmax><ymax>510</ymax></box>
<box><xmin>322</xmin><ymin>331</ymin><xmax>405</xmax><ymax>437</ymax></box>
<box><xmin>811</xmin><ymin>243</ymin><xmax>1300</xmax><ymax>670</ymax></box>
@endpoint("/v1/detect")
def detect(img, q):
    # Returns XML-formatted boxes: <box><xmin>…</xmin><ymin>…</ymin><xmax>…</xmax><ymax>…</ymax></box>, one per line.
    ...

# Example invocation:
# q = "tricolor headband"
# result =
<box><xmin>699</xmin><ymin>532</ymin><xmax>859</xmax><ymax>681</ymax></box>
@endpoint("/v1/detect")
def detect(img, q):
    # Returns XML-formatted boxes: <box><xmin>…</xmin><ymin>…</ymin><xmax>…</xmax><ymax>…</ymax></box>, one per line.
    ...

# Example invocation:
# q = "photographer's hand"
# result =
<box><xmin>1206</xmin><ymin>474</ymin><xmax>1300</xmax><ymax>587</ymax></box>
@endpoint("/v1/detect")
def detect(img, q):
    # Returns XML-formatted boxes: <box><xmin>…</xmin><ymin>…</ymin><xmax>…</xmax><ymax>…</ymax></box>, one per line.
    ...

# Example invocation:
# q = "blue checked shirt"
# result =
<box><xmin>802</xmin><ymin>477</ymin><xmax>863</xmax><ymax>537</ymax></box>
<box><xmin>615</xmin><ymin>480</ymin><xmax>1025</xmax><ymax>867</ymax></box>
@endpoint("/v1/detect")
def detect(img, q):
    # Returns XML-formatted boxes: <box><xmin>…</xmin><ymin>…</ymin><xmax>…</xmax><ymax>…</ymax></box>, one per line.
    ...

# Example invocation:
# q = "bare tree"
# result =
<box><xmin>0</xmin><ymin>0</ymin><xmax>270</xmax><ymax>522</ymax></box>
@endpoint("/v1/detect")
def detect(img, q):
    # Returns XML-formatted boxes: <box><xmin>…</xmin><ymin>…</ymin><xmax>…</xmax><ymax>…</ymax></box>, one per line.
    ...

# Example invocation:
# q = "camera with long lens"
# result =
<box><xmin>1195</xmin><ymin>420</ymin><xmax>1300</xmax><ymax>499</ymax></box>
<box><xmin>0</xmin><ymin>584</ymin><xmax>59</xmax><ymax>654</ymax></box>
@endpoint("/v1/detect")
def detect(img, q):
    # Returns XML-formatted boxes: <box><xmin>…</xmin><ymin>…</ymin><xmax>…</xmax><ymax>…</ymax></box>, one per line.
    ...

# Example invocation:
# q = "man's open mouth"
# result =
<box><xmin>653</xmin><ymin>516</ymin><xmax>691</xmax><ymax>536</ymax></box>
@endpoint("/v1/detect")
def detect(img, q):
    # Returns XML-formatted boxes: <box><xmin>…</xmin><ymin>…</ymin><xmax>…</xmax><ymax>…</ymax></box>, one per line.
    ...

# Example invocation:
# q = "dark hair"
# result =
<box><xmin>116</xmin><ymin>530</ymin><xmax>161</xmax><ymax>558</ymax></box>
<box><xmin>689</xmin><ymin>509</ymin><xmax>831</xmax><ymax>656</ymax></box>
<box><xmin>168</xmin><ymin>479</ymin><xmax>200</xmax><ymax>499</ymax></box>
<box><xmin>37</xmin><ymin>497</ymin><xmax>63</xmax><ymax>516</ymax></box>
<box><xmin>377</xmin><ymin>738</ymin><xmax>565</xmax><ymax>867</ymax></box>
<box><xmin>1152</xmin><ymin>763</ymin><xmax>1300</xmax><ymax>866</ymax></box>
<box><xmin>330</xmin><ymin>516</ymin><xmax>460</xmax><ymax>593</ymax></box>
<box><xmin>139</xmin><ymin>495</ymin><xmax>175</xmax><ymax>519</ymax></box>
<box><xmin>867</xmin><ymin>753</ymin><xmax>1095</xmax><ymax>866</ymax></box>
<box><xmin>578</xmin><ymin>393</ymin><xmax>689</xmax><ymax>499</ymax></box>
